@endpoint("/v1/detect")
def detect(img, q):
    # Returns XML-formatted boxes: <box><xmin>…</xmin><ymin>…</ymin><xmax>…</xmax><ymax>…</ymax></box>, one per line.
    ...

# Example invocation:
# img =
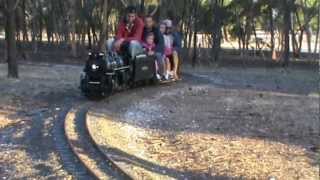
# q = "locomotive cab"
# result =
<box><xmin>125</xmin><ymin>41</ymin><xmax>157</xmax><ymax>82</ymax></box>
<box><xmin>134</xmin><ymin>54</ymin><xmax>156</xmax><ymax>82</ymax></box>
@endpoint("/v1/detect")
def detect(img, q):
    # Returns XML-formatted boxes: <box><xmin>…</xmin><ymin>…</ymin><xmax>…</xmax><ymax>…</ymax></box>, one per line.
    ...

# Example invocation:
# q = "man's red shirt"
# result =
<box><xmin>116</xmin><ymin>17</ymin><xmax>144</xmax><ymax>42</ymax></box>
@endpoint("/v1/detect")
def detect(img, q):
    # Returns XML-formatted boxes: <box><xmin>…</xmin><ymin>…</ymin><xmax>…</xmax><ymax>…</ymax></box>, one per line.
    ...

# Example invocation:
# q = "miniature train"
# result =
<box><xmin>80</xmin><ymin>43</ymin><xmax>159</xmax><ymax>98</ymax></box>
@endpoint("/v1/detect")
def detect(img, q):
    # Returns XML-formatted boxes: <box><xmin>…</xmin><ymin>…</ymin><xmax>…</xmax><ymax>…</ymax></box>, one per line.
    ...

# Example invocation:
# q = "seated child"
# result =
<box><xmin>162</xmin><ymin>20</ymin><xmax>175</xmax><ymax>80</ymax></box>
<box><xmin>142</xmin><ymin>32</ymin><xmax>162</xmax><ymax>80</ymax></box>
<box><xmin>142</xmin><ymin>32</ymin><xmax>156</xmax><ymax>56</ymax></box>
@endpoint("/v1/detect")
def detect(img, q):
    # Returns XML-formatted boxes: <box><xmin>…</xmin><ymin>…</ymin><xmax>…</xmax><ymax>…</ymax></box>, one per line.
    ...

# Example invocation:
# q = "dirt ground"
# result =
<box><xmin>88</xmin><ymin>65</ymin><xmax>319</xmax><ymax>179</ymax></box>
<box><xmin>0</xmin><ymin>61</ymin><xmax>319</xmax><ymax>179</ymax></box>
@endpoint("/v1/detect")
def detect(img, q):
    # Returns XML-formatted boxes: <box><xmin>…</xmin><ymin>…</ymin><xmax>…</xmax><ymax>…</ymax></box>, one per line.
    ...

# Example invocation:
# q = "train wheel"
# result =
<box><xmin>87</xmin><ymin>90</ymin><xmax>109</xmax><ymax>100</ymax></box>
<box><xmin>103</xmin><ymin>82</ymin><xmax>113</xmax><ymax>97</ymax></box>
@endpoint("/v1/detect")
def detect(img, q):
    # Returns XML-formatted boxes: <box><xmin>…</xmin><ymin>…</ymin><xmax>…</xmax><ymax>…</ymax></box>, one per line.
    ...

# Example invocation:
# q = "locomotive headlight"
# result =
<box><xmin>91</xmin><ymin>64</ymin><xmax>99</xmax><ymax>70</ymax></box>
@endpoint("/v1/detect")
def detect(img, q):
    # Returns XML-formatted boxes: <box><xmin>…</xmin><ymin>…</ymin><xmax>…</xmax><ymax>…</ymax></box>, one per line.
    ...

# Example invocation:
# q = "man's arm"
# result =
<box><xmin>126</xmin><ymin>18</ymin><xmax>144</xmax><ymax>42</ymax></box>
<box><xmin>114</xmin><ymin>22</ymin><xmax>126</xmax><ymax>51</ymax></box>
<box><xmin>116</xmin><ymin>22</ymin><xmax>125</xmax><ymax>40</ymax></box>
<box><xmin>173</xmin><ymin>32</ymin><xmax>182</xmax><ymax>51</ymax></box>
<box><xmin>155</xmin><ymin>28</ymin><xmax>165</xmax><ymax>54</ymax></box>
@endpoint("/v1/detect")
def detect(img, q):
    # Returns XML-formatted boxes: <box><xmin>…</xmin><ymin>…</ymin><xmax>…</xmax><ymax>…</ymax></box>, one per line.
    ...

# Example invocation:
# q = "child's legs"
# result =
<box><xmin>155</xmin><ymin>61</ymin><xmax>159</xmax><ymax>72</ymax></box>
<box><xmin>174</xmin><ymin>50</ymin><xmax>182</xmax><ymax>75</ymax></box>
<box><xmin>165</xmin><ymin>56</ymin><xmax>171</xmax><ymax>74</ymax></box>
<box><xmin>155</xmin><ymin>53</ymin><xmax>165</xmax><ymax>76</ymax></box>
<box><xmin>172</xmin><ymin>51</ymin><xmax>180</xmax><ymax>78</ymax></box>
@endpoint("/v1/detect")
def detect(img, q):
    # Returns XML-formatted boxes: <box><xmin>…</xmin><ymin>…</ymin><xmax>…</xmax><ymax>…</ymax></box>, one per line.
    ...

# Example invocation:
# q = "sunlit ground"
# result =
<box><xmin>88</xmin><ymin>113</ymin><xmax>318</xmax><ymax>179</ymax></box>
<box><xmin>0</xmin><ymin>107</ymin><xmax>21</xmax><ymax>129</ymax></box>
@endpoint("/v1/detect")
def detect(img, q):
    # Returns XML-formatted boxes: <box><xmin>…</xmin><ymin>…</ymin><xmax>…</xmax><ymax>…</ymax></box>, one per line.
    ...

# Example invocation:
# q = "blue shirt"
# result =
<box><xmin>173</xmin><ymin>31</ymin><xmax>182</xmax><ymax>52</ymax></box>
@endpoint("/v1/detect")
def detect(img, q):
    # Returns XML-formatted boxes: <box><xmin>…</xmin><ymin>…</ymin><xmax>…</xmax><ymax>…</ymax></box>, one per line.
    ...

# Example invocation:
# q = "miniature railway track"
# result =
<box><xmin>53</xmin><ymin>76</ymin><xmax>189</xmax><ymax>179</ymax></box>
<box><xmin>54</xmin><ymin>104</ymin><xmax>131</xmax><ymax>180</ymax></box>
<box><xmin>53</xmin><ymin>106</ymin><xmax>93</xmax><ymax>179</ymax></box>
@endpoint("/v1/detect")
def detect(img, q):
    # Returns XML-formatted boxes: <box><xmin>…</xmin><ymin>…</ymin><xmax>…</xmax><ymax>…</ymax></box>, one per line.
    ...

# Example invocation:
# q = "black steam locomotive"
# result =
<box><xmin>80</xmin><ymin>43</ymin><xmax>158</xmax><ymax>98</ymax></box>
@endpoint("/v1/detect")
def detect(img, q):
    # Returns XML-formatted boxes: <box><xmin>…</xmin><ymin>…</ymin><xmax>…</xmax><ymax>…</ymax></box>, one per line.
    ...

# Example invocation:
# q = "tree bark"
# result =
<box><xmin>305</xmin><ymin>25</ymin><xmax>312</xmax><ymax>53</ymax></box>
<box><xmin>30</xmin><ymin>0</ymin><xmax>39</xmax><ymax>53</ymax></box>
<box><xmin>21</xmin><ymin>0</ymin><xmax>28</xmax><ymax>42</ymax></box>
<box><xmin>98</xmin><ymin>0</ymin><xmax>109</xmax><ymax>52</ymax></box>
<box><xmin>68</xmin><ymin>0</ymin><xmax>77</xmax><ymax>57</ymax></box>
<box><xmin>313</xmin><ymin>4</ymin><xmax>320</xmax><ymax>56</ymax></box>
<box><xmin>269</xmin><ymin>6</ymin><xmax>276</xmax><ymax>60</ymax></box>
<box><xmin>283</xmin><ymin>0</ymin><xmax>292</xmax><ymax>67</ymax></box>
<box><xmin>140</xmin><ymin>0</ymin><xmax>145</xmax><ymax>15</ymax></box>
<box><xmin>5</xmin><ymin>0</ymin><xmax>20</xmax><ymax>78</ymax></box>
<box><xmin>192</xmin><ymin>0</ymin><xmax>198</xmax><ymax>67</ymax></box>
<box><xmin>211</xmin><ymin>0</ymin><xmax>224</xmax><ymax>62</ymax></box>
<box><xmin>290</xmin><ymin>12</ymin><xmax>298</xmax><ymax>57</ymax></box>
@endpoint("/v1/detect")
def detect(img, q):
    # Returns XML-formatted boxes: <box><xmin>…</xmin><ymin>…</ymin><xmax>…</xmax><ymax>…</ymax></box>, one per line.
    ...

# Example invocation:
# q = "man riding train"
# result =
<box><xmin>106</xmin><ymin>6</ymin><xmax>144</xmax><ymax>63</ymax></box>
<box><xmin>106</xmin><ymin>5</ymin><xmax>181</xmax><ymax>81</ymax></box>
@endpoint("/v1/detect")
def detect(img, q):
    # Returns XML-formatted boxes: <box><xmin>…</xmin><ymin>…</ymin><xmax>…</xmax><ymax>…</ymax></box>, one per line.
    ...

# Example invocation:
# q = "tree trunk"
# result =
<box><xmin>192</xmin><ymin>0</ymin><xmax>198</xmax><ymax>67</ymax></box>
<box><xmin>68</xmin><ymin>0</ymin><xmax>77</xmax><ymax>57</ymax></box>
<box><xmin>180</xmin><ymin>0</ymin><xmax>187</xmax><ymax>39</ymax></box>
<box><xmin>211</xmin><ymin>0</ymin><xmax>224</xmax><ymax>62</ymax></box>
<box><xmin>92</xmin><ymin>24</ymin><xmax>98</xmax><ymax>47</ymax></box>
<box><xmin>140</xmin><ymin>0</ymin><xmax>145</xmax><ymax>16</ymax></box>
<box><xmin>98</xmin><ymin>0</ymin><xmax>109</xmax><ymax>52</ymax></box>
<box><xmin>244</xmin><ymin>17</ymin><xmax>251</xmax><ymax>52</ymax></box>
<box><xmin>187</xmin><ymin>16</ymin><xmax>193</xmax><ymax>50</ymax></box>
<box><xmin>5</xmin><ymin>0</ymin><xmax>19</xmax><ymax>78</ymax></box>
<box><xmin>253</xmin><ymin>23</ymin><xmax>258</xmax><ymax>57</ymax></box>
<box><xmin>21</xmin><ymin>0</ymin><xmax>28</xmax><ymax>42</ymax></box>
<box><xmin>38</xmin><ymin>5</ymin><xmax>43</xmax><ymax>43</ymax></box>
<box><xmin>295</xmin><ymin>10</ymin><xmax>304</xmax><ymax>55</ymax></box>
<box><xmin>87</xmin><ymin>27</ymin><xmax>92</xmax><ymax>50</ymax></box>
<box><xmin>290</xmin><ymin>13</ymin><xmax>298</xmax><ymax>57</ymax></box>
<box><xmin>30</xmin><ymin>0</ymin><xmax>39</xmax><ymax>53</ymax></box>
<box><xmin>305</xmin><ymin>26</ymin><xmax>312</xmax><ymax>53</ymax></box>
<box><xmin>313</xmin><ymin>4</ymin><xmax>320</xmax><ymax>56</ymax></box>
<box><xmin>301</xmin><ymin>0</ymin><xmax>313</xmax><ymax>54</ymax></box>
<box><xmin>269</xmin><ymin>6</ymin><xmax>276</xmax><ymax>60</ymax></box>
<box><xmin>283</xmin><ymin>0</ymin><xmax>291</xmax><ymax>67</ymax></box>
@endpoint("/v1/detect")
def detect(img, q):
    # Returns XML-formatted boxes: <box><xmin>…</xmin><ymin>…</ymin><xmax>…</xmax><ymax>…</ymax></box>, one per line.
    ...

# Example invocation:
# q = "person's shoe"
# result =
<box><xmin>165</xmin><ymin>74</ymin><xmax>170</xmax><ymax>80</ymax></box>
<box><xmin>169</xmin><ymin>74</ymin><xmax>175</xmax><ymax>81</ymax></box>
<box><xmin>156</xmin><ymin>74</ymin><xmax>161</xmax><ymax>80</ymax></box>
<box><xmin>174</xmin><ymin>74</ymin><xmax>181</xmax><ymax>81</ymax></box>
